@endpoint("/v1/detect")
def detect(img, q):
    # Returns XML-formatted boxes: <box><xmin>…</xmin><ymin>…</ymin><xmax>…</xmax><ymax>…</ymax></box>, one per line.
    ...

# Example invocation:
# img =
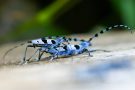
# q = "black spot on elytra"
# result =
<box><xmin>74</xmin><ymin>45</ymin><xmax>80</xmax><ymax>49</ymax></box>
<box><xmin>68</xmin><ymin>38</ymin><xmax>72</xmax><ymax>41</ymax></box>
<box><xmin>57</xmin><ymin>43</ymin><xmax>60</xmax><ymax>46</ymax></box>
<box><xmin>51</xmin><ymin>40</ymin><xmax>56</xmax><ymax>44</ymax></box>
<box><xmin>63</xmin><ymin>46</ymin><xmax>67</xmax><ymax>50</ymax></box>
<box><xmin>74</xmin><ymin>38</ymin><xmax>77</xmax><ymax>41</ymax></box>
<box><xmin>42</xmin><ymin>38</ymin><xmax>47</xmax><ymax>43</ymax></box>
<box><xmin>62</xmin><ymin>37</ymin><xmax>66</xmax><ymax>41</ymax></box>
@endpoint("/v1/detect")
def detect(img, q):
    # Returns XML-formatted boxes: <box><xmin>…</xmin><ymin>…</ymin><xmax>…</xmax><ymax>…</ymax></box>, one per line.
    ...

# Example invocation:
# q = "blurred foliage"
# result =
<box><xmin>111</xmin><ymin>0</ymin><xmax>135</xmax><ymax>27</ymax></box>
<box><xmin>0</xmin><ymin>0</ymin><xmax>135</xmax><ymax>44</ymax></box>
<box><xmin>0</xmin><ymin>0</ymin><xmax>79</xmax><ymax>43</ymax></box>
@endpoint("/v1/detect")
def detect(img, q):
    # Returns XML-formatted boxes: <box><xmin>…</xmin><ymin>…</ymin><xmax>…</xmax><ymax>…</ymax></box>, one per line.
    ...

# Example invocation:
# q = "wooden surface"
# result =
<box><xmin>0</xmin><ymin>32</ymin><xmax>135</xmax><ymax>90</ymax></box>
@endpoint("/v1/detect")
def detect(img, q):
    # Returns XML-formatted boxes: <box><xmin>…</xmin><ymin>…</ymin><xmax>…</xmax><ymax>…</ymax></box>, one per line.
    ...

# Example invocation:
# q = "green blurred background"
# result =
<box><xmin>0</xmin><ymin>0</ymin><xmax>135</xmax><ymax>44</ymax></box>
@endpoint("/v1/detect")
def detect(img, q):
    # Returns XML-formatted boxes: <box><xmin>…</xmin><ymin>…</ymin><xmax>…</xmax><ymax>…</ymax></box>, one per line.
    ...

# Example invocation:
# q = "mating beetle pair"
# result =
<box><xmin>3</xmin><ymin>25</ymin><xmax>133</xmax><ymax>64</ymax></box>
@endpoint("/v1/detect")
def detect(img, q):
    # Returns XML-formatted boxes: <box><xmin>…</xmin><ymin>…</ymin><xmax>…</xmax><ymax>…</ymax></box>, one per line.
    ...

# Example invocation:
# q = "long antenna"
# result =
<box><xmin>89</xmin><ymin>25</ymin><xmax>133</xmax><ymax>42</ymax></box>
<box><xmin>3</xmin><ymin>42</ymin><xmax>26</xmax><ymax>60</ymax></box>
